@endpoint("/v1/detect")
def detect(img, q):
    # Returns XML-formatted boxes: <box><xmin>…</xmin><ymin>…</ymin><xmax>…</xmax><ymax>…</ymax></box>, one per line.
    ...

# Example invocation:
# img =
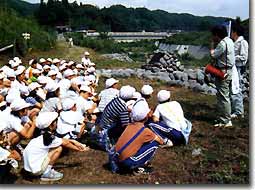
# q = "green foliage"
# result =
<box><xmin>0</xmin><ymin>0</ymin><xmax>39</xmax><ymax>17</ymax></box>
<box><xmin>33</xmin><ymin>1</ymin><xmax>228</xmax><ymax>32</ymax></box>
<box><xmin>0</xmin><ymin>8</ymin><xmax>56</xmax><ymax>53</ymax></box>
<box><xmin>163</xmin><ymin>31</ymin><xmax>211</xmax><ymax>47</ymax></box>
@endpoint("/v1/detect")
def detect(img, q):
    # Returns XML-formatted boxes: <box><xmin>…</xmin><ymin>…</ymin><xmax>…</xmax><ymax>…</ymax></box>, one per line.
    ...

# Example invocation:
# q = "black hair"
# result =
<box><xmin>42</xmin><ymin>131</ymin><xmax>55</xmax><ymax>146</ymax></box>
<box><xmin>31</xmin><ymin>59</ymin><xmax>38</xmax><ymax>65</ymax></box>
<box><xmin>159</xmin><ymin>98</ymin><xmax>171</xmax><ymax>104</ymax></box>
<box><xmin>10</xmin><ymin>110</ymin><xmax>21</xmax><ymax>118</ymax></box>
<box><xmin>211</xmin><ymin>25</ymin><xmax>228</xmax><ymax>39</ymax></box>
<box><xmin>142</xmin><ymin>94</ymin><xmax>151</xmax><ymax>100</ymax></box>
<box><xmin>231</xmin><ymin>22</ymin><xmax>244</xmax><ymax>36</ymax></box>
<box><xmin>0</xmin><ymin>105</ymin><xmax>7</xmax><ymax>111</ymax></box>
<box><xmin>46</xmin><ymin>91</ymin><xmax>57</xmax><ymax>100</ymax></box>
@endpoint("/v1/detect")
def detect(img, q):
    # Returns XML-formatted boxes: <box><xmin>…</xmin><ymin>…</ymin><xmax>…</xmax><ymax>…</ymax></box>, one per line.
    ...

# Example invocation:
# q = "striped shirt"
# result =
<box><xmin>100</xmin><ymin>97</ymin><xmax>129</xmax><ymax>128</ymax></box>
<box><xmin>98</xmin><ymin>88</ymin><xmax>119</xmax><ymax>112</ymax></box>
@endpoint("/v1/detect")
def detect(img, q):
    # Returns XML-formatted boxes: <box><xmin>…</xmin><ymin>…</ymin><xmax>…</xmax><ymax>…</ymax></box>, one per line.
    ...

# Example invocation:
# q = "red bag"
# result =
<box><xmin>205</xmin><ymin>64</ymin><xmax>227</xmax><ymax>80</ymax></box>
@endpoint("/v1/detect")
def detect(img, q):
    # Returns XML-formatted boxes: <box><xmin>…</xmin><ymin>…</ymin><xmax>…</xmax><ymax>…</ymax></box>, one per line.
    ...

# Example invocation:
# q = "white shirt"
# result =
<box><xmin>153</xmin><ymin>101</ymin><xmax>186</xmax><ymax>131</ymax></box>
<box><xmin>76</xmin><ymin>96</ymin><xmax>94</xmax><ymax>116</ymax></box>
<box><xmin>231</xmin><ymin>65</ymin><xmax>241</xmax><ymax>94</ymax></box>
<box><xmin>81</xmin><ymin>57</ymin><xmax>91</xmax><ymax>66</ymax></box>
<box><xmin>234</xmin><ymin>36</ymin><xmax>249</xmax><ymax>67</ymax></box>
<box><xmin>23</xmin><ymin>135</ymin><xmax>62</xmax><ymax>174</ymax></box>
<box><xmin>58</xmin><ymin>78</ymin><xmax>71</xmax><ymax>98</ymax></box>
<box><xmin>0</xmin><ymin>146</ymin><xmax>10</xmax><ymax>162</ymax></box>
<box><xmin>1</xmin><ymin>113</ymin><xmax>24</xmax><ymax>133</ymax></box>
<box><xmin>98</xmin><ymin>88</ymin><xmax>119</xmax><ymax>112</ymax></box>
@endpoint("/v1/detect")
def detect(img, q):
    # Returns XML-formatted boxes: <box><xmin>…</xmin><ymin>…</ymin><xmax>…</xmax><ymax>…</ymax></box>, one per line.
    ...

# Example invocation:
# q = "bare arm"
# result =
<box><xmin>61</xmin><ymin>138</ymin><xmax>89</xmax><ymax>152</ymax></box>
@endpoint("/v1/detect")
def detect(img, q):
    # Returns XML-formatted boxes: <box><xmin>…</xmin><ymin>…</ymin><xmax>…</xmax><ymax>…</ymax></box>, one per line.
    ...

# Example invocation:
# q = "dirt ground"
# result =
<box><xmin>3</xmin><ymin>77</ymin><xmax>248</xmax><ymax>185</ymax></box>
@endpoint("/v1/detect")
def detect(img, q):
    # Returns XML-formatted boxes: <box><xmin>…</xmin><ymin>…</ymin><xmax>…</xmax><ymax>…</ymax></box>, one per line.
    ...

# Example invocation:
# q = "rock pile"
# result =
<box><xmin>101</xmin><ymin>53</ymin><xmax>133</xmax><ymax>63</ymax></box>
<box><xmin>141</xmin><ymin>52</ymin><xmax>184</xmax><ymax>73</ymax></box>
<box><xmin>98</xmin><ymin>51</ymin><xmax>249</xmax><ymax>99</ymax></box>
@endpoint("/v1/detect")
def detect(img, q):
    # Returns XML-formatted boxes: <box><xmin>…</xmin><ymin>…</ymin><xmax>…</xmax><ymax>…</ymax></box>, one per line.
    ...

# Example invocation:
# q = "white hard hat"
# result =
<box><xmin>157</xmin><ymin>90</ymin><xmax>171</xmax><ymax>103</ymax></box>
<box><xmin>84</xmin><ymin>51</ymin><xmax>90</xmax><ymax>56</ymax></box>
<box><xmin>105</xmin><ymin>78</ymin><xmax>119</xmax><ymax>88</ymax></box>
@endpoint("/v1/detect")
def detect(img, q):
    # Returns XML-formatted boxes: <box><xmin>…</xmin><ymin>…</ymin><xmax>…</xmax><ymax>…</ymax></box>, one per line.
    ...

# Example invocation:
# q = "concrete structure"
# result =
<box><xmin>77</xmin><ymin>31</ymin><xmax>173</xmax><ymax>42</ymax></box>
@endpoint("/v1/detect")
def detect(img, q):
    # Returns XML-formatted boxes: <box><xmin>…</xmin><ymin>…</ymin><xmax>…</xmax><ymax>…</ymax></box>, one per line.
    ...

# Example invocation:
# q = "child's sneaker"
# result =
<box><xmin>40</xmin><ymin>169</ymin><xmax>63</xmax><ymax>181</ymax></box>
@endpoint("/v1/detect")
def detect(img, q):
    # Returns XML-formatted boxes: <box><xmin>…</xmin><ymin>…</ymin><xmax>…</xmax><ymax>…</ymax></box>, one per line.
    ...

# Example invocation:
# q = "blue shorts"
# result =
<box><xmin>148</xmin><ymin>122</ymin><xmax>185</xmax><ymax>146</ymax></box>
<box><xmin>121</xmin><ymin>140</ymin><xmax>159</xmax><ymax>169</ymax></box>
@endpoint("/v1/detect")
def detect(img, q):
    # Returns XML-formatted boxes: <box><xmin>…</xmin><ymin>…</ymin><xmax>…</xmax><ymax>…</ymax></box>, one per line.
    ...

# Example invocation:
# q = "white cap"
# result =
<box><xmin>32</xmin><ymin>69</ymin><xmax>41</xmax><ymax>74</ymax></box>
<box><xmin>28</xmin><ymin>82</ymin><xmax>42</xmax><ymax>92</ymax></box>
<box><xmin>37</xmin><ymin>76</ymin><xmax>48</xmax><ymax>84</ymax></box>
<box><xmin>131</xmin><ymin>100</ymin><xmax>150</xmax><ymax>121</ymax></box>
<box><xmin>67</xmin><ymin>61</ymin><xmax>75</xmax><ymax>66</ymax></box>
<box><xmin>8</xmin><ymin>60</ymin><xmax>15</xmax><ymax>65</ymax></box>
<box><xmin>63</xmin><ymin>69</ymin><xmax>74</xmax><ymax>78</ymax></box>
<box><xmin>141</xmin><ymin>85</ymin><xmax>153</xmax><ymax>96</ymax></box>
<box><xmin>48</xmin><ymin>70</ymin><xmax>58</xmax><ymax>76</ymax></box>
<box><xmin>15</xmin><ymin>66</ymin><xmax>26</xmax><ymax>76</ymax></box>
<box><xmin>36</xmin><ymin>112</ymin><xmax>58</xmax><ymax>129</ymax></box>
<box><xmin>76</xmin><ymin>64</ymin><xmax>84</xmax><ymax>69</ymax></box>
<box><xmin>10</xmin><ymin>99</ymin><xmax>31</xmax><ymax>111</ymax></box>
<box><xmin>53</xmin><ymin>58</ymin><xmax>60</xmax><ymax>64</ymax></box>
<box><xmin>60</xmin><ymin>60</ymin><xmax>66</xmax><ymax>65</ymax></box>
<box><xmin>11</xmin><ymin>61</ymin><xmax>19</xmax><ymax>68</ymax></box>
<box><xmin>13</xmin><ymin>57</ymin><xmax>22</xmax><ymax>64</ymax></box>
<box><xmin>105</xmin><ymin>78</ymin><xmax>119</xmax><ymax>88</ymax></box>
<box><xmin>157</xmin><ymin>90</ymin><xmax>171</xmax><ymax>103</ymax></box>
<box><xmin>87</xmin><ymin>67</ymin><xmax>95</xmax><ymax>73</ymax></box>
<box><xmin>132</xmin><ymin>92</ymin><xmax>142</xmax><ymax>99</ymax></box>
<box><xmin>19</xmin><ymin>86</ymin><xmax>30</xmax><ymax>96</ymax></box>
<box><xmin>87</xmin><ymin>75</ymin><xmax>96</xmax><ymax>83</ymax></box>
<box><xmin>84</xmin><ymin>51</ymin><xmax>90</xmax><ymax>56</ymax></box>
<box><xmin>43</xmin><ymin>65</ymin><xmax>51</xmax><ymax>70</ymax></box>
<box><xmin>62</xmin><ymin>98</ymin><xmax>75</xmax><ymax>111</ymax></box>
<box><xmin>119</xmin><ymin>85</ymin><xmax>136</xmax><ymax>100</ymax></box>
<box><xmin>39</xmin><ymin>58</ymin><xmax>46</xmax><ymax>63</ymax></box>
<box><xmin>89</xmin><ymin>62</ymin><xmax>96</xmax><ymax>66</ymax></box>
<box><xmin>45</xmin><ymin>81</ymin><xmax>59</xmax><ymax>92</ymax></box>
<box><xmin>59</xmin><ymin>64</ymin><xmax>67</xmax><ymax>71</ymax></box>
<box><xmin>47</xmin><ymin>58</ymin><xmax>53</xmax><ymax>63</ymax></box>
<box><xmin>80</xmin><ymin>85</ymin><xmax>92</xmax><ymax>93</ymax></box>
<box><xmin>29</xmin><ymin>59</ymin><xmax>36</xmax><ymax>65</ymax></box>
<box><xmin>6</xmin><ymin>69</ymin><xmax>15</xmax><ymax>78</ymax></box>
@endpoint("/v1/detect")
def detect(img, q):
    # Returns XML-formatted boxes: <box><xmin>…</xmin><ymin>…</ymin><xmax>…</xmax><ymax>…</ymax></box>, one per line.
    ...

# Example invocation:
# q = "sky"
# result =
<box><xmin>24</xmin><ymin>0</ymin><xmax>249</xmax><ymax>20</ymax></box>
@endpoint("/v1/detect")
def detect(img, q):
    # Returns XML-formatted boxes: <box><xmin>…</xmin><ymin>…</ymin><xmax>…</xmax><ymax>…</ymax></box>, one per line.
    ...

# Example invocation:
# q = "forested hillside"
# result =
<box><xmin>0</xmin><ymin>0</ymin><xmax>229</xmax><ymax>32</ymax></box>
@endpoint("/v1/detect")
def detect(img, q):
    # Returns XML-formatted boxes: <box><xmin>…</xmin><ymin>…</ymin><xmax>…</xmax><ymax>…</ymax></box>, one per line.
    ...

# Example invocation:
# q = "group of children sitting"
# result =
<box><xmin>0</xmin><ymin>51</ymin><xmax>192</xmax><ymax>182</ymax></box>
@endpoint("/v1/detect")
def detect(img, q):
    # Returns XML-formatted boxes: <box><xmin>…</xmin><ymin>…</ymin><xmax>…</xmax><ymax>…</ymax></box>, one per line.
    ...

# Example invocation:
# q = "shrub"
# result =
<box><xmin>0</xmin><ymin>8</ymin><xmax>56</xmax><ymax>54</ymax></box>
